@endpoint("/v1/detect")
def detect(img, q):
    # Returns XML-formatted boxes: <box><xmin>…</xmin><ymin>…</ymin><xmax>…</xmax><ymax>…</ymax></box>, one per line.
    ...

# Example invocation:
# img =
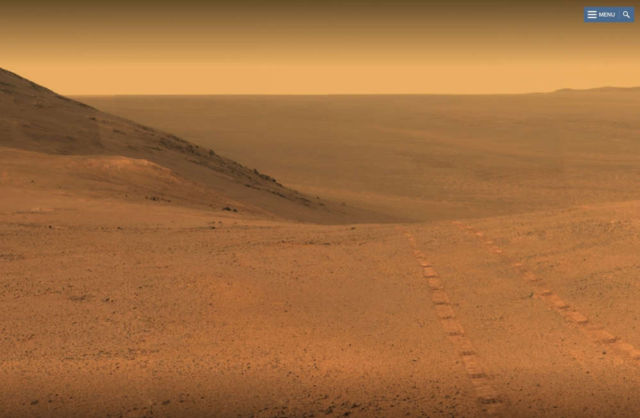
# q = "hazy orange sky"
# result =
<box><xmin>2</xmin><ymin>0</ymin><xmax>640</xmax><ymax>94</ymax></box>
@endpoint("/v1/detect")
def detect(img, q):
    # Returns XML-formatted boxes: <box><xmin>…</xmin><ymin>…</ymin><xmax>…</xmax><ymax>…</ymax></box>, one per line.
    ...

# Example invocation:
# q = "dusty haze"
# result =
<box><xmin>3</xmin><ymin>0</ymin><xmax>640</xmax><ymax>94</ymax></box>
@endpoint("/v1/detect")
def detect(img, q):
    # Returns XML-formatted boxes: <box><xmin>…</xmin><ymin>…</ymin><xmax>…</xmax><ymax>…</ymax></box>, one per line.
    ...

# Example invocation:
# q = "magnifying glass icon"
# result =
<box><xmin>623</xmin><ymin>10</ymin><xmax>631</xmax><ymax>18</ymax></box>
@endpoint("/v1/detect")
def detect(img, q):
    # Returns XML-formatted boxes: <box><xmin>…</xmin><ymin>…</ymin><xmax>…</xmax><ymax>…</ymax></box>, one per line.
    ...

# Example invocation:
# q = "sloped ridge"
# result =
<box><xmin>0</xmin><ymin>67</ymin><xmax>324</xmax><ymax>218</ymax></box>
<box><xmin>0</xmin><ymin>68</ymin><xmax>93</xmax><ymax>108</ymax></box>
<box><xmin>550</xmin><ymin>86</ymin><xmax>640</xmax><ymax>94</ymax></box>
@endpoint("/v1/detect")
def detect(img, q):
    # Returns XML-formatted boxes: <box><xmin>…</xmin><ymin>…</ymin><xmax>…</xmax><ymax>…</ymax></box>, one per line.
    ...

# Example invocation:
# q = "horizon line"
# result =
<box><xmin>68</xmin><ymin>86</ymin><xmax>640</xmax><ymax>97</ymax></box>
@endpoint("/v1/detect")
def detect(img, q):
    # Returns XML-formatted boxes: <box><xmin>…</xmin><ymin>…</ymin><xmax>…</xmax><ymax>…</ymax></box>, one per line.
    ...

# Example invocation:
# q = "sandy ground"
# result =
<box><xmin>4</xmin><ymin>72</ymin><xmax>640</xmax><ymax>416</ymax></box>
<box><xmin>4</xmin><ymin>176</ymin><xmax>640</xmax><ymax>417</ymax></box>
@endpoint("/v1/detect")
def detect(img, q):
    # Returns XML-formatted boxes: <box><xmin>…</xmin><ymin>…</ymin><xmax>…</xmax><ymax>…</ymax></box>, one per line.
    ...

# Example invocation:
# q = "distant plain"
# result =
<box><xmin>80</xmin><ymin>91</ymin><xmax>640</xmax><ymax>221</ymax></box>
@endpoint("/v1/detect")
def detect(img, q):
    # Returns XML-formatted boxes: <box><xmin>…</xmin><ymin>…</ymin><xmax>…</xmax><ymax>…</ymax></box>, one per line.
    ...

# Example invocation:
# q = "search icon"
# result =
<box><xmin>623</xmin><ymin>10</ymin><xmax>631</xmax><ymax>18</ymax></box>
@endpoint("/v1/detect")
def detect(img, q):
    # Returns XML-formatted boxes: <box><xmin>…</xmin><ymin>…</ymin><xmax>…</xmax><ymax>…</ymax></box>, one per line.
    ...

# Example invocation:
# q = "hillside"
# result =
<box><xmin>0</xmin><ymin>68</ymin><xmax>381</xmax><ymax>223</ymax></box>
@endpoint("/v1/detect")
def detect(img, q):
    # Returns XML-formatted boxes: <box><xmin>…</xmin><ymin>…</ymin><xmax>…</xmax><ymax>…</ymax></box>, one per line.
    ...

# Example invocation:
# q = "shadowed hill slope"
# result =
<box><xmin>0</xmin><ymin>68</ymin><xmax>386</xmax><ymax>223</ymax></box>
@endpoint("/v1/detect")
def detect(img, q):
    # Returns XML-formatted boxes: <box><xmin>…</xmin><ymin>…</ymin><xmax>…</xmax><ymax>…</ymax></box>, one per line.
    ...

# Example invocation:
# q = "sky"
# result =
<box><xmin>2</xmin><ymin>0</ymin><xmax>640</xmax><ymax>94</ymax></box>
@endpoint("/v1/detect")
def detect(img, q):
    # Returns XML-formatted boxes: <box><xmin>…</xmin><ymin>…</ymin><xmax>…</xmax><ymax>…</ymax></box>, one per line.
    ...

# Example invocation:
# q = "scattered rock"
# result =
<box><xmin>145</xmin><ymin>195</ymin><xmax>171</xmax><ymax>203</ymax></box>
